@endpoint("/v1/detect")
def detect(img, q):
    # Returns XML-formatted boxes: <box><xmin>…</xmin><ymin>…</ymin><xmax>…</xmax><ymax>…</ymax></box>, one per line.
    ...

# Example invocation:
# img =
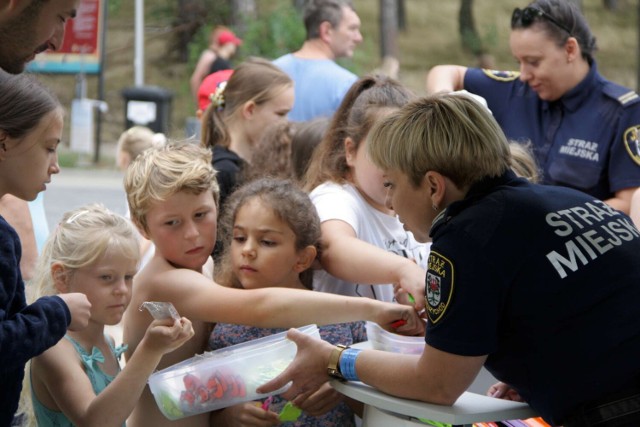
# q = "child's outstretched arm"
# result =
<box><xmin>156</xmin><ymin>268</ymin><xmax>424</xmax><ymax>335</ymax></box>
<box><xmin>319</xmin><ymin>220</ymin><xmax>427</xmax><ymax>310</ymax></box>
<box><xmin>31</xmin><ymin>317</ymin><xmax>194</xmax><ymax>427</ymax></box>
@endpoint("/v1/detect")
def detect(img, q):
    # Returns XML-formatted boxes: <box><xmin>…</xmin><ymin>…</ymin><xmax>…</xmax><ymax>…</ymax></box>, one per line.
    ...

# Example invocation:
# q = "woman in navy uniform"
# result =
<box><xmin>426</xmin><ymin>0</ymin><xmax>640</xmax><ymax>214</ymax></box>
<box><xmin>257</xmin><ymin>93</ymin><xmax>640</xmax><ymax>427</ymax></box>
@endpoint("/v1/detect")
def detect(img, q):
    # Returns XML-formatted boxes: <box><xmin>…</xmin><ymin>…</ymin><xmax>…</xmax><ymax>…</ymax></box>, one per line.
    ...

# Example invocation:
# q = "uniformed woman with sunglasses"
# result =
<box><xmin>426</xmin><ymin>0</ymin><xmax>640</xmax><ymax>216</ymax></box>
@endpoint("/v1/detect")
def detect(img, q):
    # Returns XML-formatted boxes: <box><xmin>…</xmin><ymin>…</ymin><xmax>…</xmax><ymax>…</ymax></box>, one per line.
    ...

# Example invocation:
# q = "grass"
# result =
<box><xmin>35</xmin><ymin>0</ymin><xmax>638</xmax><ymax>166</ymax></box>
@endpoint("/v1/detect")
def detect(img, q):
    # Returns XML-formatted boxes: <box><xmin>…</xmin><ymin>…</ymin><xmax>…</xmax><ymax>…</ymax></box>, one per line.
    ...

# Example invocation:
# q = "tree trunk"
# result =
<box><xmin>175</xmin><ymin>0</ymin><xmax>206</xmax><ymax>62</ymax></box>
<box><xmin>231</xmin><ymin>0</ymin><xmax>257</xmax><ymax>34</ymax></box>
<box><xmin>459</xmin><ymin>0</ymin><xmax>483</xmax><ymax>56</ymax></box>
<box><xmin>397</xmin><ymin>0</ymin><xmax>406</xmax><ymax>31</ymax></box>
<box><xmin>380</xmin><ymin>0</ymin><xmax>398</xmax><ymax>58</ymax></box>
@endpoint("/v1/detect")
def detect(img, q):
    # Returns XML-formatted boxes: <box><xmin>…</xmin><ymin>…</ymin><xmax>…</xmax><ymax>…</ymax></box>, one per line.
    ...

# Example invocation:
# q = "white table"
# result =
<box><xmin>331</xmin><ymin>342</ymin><xmax>538</xmax><ymax>426</ymax></box>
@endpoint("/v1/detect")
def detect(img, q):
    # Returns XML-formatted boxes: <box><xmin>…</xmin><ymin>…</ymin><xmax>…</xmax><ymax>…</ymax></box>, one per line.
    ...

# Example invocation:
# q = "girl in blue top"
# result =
<box><xmin>27</xmin><ymin>204</ymin><xmax>194</xmax><ymax>427</ymax></box>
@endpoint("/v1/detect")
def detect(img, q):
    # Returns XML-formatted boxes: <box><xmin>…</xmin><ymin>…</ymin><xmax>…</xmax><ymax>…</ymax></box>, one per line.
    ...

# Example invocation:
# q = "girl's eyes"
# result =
<box><xmin>233</xmin><ymin>236</ymin><xmax>246</xmax><ymax>243</ymax></box>
<box><xmin>164</xmin><ymin>219</ymin><xmax>179</xmax><ymax>226</ymax></box>
<box><xmin>383</xmin><ymin>181</ymin><xmax>393</xmax><ymax>189</ymax></box>
<box><xmin>100</xmin><ymin>274</ymin><xmax>113</xmax><ymax>281</ymax></box>
<box><xmin>125</xmin><ymin>275</ymin><xmax>135</xmax><ymax>282</ymax></box>
<box><xmin>261</xmin><ymin>240</ymin><xmax>277</xmax><ymax>247</ymax></box>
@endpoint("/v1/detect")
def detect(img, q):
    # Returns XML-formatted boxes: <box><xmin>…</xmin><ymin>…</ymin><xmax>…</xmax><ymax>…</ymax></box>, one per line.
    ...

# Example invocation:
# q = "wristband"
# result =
<box><xmin>338</xmin><ymin>348</ymin><xmax>362</xmax><ymax>382</ymax></box>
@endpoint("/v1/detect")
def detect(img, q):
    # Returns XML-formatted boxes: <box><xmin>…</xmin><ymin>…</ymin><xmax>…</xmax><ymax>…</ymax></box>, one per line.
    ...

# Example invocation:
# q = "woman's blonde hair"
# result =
<box><xmin>368</xmin><ymin>93</ymin><xmax>511</xmax><ymax>189</ymax></box>
<box><xmin>124</xmin><ymin>141</ymin><xmax>219</xmax><ymax>234</ymax></box>
<box><xmin>509</xmin><ymin>141</ymin><xmax>540</xmax><ymax>183</ymax></box>
<box><xmin>200</xmin><ymin>57</ymin><xmax>293</xmax><ymax>150</ymax></box>
<box><xmin>31</xmin><ymin>204</ymin><xmax>140</xmax><ymax>300</ymax></box>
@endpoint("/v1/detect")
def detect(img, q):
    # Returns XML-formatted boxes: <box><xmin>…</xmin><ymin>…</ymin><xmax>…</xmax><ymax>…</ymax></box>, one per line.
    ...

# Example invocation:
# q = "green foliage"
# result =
<box><xmin>236</xmin><ymin>4</ymin><xmax>305</xmax><ymax>61</ymax></box>
<box><xmin>107</xmin><ymin>0</ymin><xmax>122</xmax><ymax>15</ymax></box>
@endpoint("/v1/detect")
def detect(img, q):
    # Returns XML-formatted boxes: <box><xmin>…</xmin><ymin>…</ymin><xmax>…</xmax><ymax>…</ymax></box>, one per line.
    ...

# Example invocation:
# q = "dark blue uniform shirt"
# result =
<box><xmin>464</xmin><ymin>62</ymin><xmax>640</xmax><ymax>200</ymax></box>
<box><xmin>424</xmin><ymin>171</ymin><xmax>640</xmax><ymax>425</ymax></box>
<box><xmin>0</xmin><ymin>216</ymin><xmax>70</xmax><ymax>426</ymax></box>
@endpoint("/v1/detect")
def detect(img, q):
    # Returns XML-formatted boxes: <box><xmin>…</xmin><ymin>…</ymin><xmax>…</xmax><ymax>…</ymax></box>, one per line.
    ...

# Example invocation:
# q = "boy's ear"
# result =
<box><xmin>294</xmin><ymin>245</ymin><xmax>317</xmax><ymax>273</ymax></box>
<box><xmin>51</xmin><ymin>262</ymin><xmax>69</xmax><ymax>293</ymax></box>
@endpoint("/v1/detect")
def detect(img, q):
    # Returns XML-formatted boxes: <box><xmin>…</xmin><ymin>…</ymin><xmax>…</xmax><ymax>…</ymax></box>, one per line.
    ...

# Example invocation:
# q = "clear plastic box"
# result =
<box><xmin>148</xmin><ymin>324</ymin><xmax>320</xmax><ymax>420</ymax></box>
<box><xmin>365</xmin><ymin>321</ymin><xmax>424</xmax><ymax>355</ymax></box>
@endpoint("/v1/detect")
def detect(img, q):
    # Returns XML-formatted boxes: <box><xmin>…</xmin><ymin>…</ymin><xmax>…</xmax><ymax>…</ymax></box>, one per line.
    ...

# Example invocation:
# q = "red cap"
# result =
<box><xmin>198</xmin><ymin>69</ymin><xmax>234</xmax><ymax>112</ymax></box>
<box><xmin>217</xmin><ymin>30</ymin><xmax>242</xmax><ymax>46</ymax></box>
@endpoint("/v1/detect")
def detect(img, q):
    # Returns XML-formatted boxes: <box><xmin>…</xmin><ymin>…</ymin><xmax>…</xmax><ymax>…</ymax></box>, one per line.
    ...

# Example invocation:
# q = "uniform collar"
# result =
<box><xmin>542</xmin><ymin>59</ymin><xmax>598</xmax><ymax>114</ymax></box>
<box><xmin>429</xmin><ymin>170</ymin><xmax>519</xmax><ymax>237</ymax></box>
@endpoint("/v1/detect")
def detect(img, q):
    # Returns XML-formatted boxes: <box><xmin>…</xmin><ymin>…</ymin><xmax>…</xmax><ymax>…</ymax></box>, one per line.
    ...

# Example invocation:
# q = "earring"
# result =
<box><xmin>432</xmin><ymin>204</ymin><xmax>439</xmax><ymax>211</ymax></box>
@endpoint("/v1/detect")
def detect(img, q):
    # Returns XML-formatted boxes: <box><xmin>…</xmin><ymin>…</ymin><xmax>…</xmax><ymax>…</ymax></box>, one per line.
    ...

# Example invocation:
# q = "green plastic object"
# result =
<box><xmin>159</xmin><ymin>391</ymin><xmax>184</xmax><ymax>419</ymax></box>
<box><xmin>279</xmin><ymin>402</ymin><xmax>302</xmax><ymax>421</ymax></box>
<box><xmin>417</xmin><ymin>418</ymin><xmax>451</xmax><ymax>427</ymax></box>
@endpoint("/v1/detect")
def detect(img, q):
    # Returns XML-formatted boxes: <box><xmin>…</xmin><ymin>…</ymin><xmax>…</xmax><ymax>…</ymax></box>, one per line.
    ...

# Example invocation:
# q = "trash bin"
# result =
<box><xmin>121</xmin><ymin>85</ymin><xmax>173</xmax><ymax>134</ymax></box>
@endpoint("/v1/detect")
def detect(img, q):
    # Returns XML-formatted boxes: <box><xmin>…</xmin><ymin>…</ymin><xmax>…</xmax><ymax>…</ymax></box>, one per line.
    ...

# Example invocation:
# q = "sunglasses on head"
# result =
<box><xmin>511</xmin><ymin>7</ymin><xmax>573</xmax><ymax>36</ymax></box>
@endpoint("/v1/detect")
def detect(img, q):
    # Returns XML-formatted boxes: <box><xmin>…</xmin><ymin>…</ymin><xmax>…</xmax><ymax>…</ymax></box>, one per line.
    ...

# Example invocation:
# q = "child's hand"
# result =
<box><xmin>211</xmin><ymin>402</ymin><xmax>280</xmax><ymax>426</ymax></box>
<box><xmin>292</xmin><ymin>381</ymin><xmax>341</xmax><ymax>416</ymax></box>
<box><xmin>376</xmin><ymin>301</ymin><xmax>424</xmax><ymax>336</ymax></box>
<box><xmin>58</xmin><ymin>292</ymin><xmax>92</xmax><ymax>331</ymax></box>
<box><xmin>143</xmin><ymin>316</ymin><xmax>195</xmax><ymax>355</ymax></box>
<box><xmin>487</xmin><ymin>382</ymin><xmax>523</xmax><ymax>401</ymax></box>
<box><xmin>394</xmin><ymin>261</ymin><xmax>426</xmax><ymax>311</ymax></box>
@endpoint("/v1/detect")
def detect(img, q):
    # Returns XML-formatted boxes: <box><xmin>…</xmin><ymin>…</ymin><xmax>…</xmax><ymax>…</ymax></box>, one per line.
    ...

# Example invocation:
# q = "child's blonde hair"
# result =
<box><xmin>216</xmin><ymin>178</ymin><xmax>321</xmax><ymax>290</ymax></box>
<box><xmin>116</xmin><ymin>126</ymin><xmax>166</xmax><ymax>170</ymax></box>
<box><xmin>32</xmin><ymin>204</ymin><xmax>140</xmax><ymax>299</ymax></box>
<box><xmin>124</xmin><ymin>141</ymin><xmax>220</xmax><ymax>234</ymax></box>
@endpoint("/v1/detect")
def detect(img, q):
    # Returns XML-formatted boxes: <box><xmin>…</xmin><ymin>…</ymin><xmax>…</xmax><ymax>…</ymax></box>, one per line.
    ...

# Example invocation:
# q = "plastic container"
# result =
<box><xmin>365</xmin><ymin>321</ymin><xmax>424</xmax><ymax>355</ymax></box>
<box><xmin>149</xmin><ymin>324</ymin><xmax>320</xmax><ymax>420</ymax></box>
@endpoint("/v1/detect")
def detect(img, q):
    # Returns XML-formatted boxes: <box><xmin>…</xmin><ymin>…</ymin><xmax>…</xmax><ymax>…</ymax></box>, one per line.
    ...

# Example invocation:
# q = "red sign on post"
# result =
<box><xmin>28</xmin><ymin>0</ymin><xmax>103</xmax><ymax>74</ymax></box>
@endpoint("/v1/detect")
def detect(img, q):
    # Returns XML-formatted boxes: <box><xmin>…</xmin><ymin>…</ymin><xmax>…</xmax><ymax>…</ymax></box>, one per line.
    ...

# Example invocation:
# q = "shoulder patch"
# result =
<box><xmin>481</xmin><ymin>69</ymin><xmax>520</xmax><ymax>82</ymax></box>
<box><xmin>425</xmin><ymin>251</ymin><xmax>455</xmax><ymax>324</ymax></box>
<box><xmin>603</xmin><ymin>81</ymin><xmax>640</xmax><ymax>107</ymax></box>
<box><xmin>623</xmin><ymin>126</ymin><xmax>640</xmax><ymax>166</ymax></box>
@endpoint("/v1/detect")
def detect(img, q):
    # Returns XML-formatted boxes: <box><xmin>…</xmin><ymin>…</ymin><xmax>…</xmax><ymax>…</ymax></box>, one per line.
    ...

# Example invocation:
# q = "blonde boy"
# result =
<box><xmin>122</xmin><ymin>142</ymin><xmax>422</xmax><ymax>427</ymax></box>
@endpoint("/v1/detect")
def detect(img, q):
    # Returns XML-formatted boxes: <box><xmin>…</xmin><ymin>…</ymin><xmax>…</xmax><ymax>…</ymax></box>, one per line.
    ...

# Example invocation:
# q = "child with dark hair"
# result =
<box><xmin>210</xmin><ymin>178</ymin><xmax>365</xmax><ymax>426</ymax></box>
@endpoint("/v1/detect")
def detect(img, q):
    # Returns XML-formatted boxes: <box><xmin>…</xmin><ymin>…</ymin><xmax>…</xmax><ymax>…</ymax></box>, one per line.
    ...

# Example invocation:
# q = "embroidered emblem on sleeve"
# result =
<box><xmin>623</xmin><ymin>125</ymin><xmax>640</xmax><ymax>166</ymax></box>
<box><xmin>481</xmin><ymin>69</ymin><xmax>520</xmax><ymax>82</ymax></box>
<box><xmin>425</xmin><ymin>251</ymin><xmax>454</xmax><ymax>324</ymax></box>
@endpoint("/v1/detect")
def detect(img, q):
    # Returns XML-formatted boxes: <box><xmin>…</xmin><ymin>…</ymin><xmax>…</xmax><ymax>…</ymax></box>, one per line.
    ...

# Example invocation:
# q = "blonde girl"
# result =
<box><xmin>28</xmin><ymin>204</ymin><xmax>193</xmax><ymax>427</ymax></box>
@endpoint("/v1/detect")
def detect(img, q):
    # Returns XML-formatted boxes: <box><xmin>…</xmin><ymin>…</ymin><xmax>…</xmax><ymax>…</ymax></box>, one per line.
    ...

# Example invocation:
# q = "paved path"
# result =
<box><xmin>44</xmin><ymin>167</ymin><xmax>126</xmax><ymax>230</ymax></box>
